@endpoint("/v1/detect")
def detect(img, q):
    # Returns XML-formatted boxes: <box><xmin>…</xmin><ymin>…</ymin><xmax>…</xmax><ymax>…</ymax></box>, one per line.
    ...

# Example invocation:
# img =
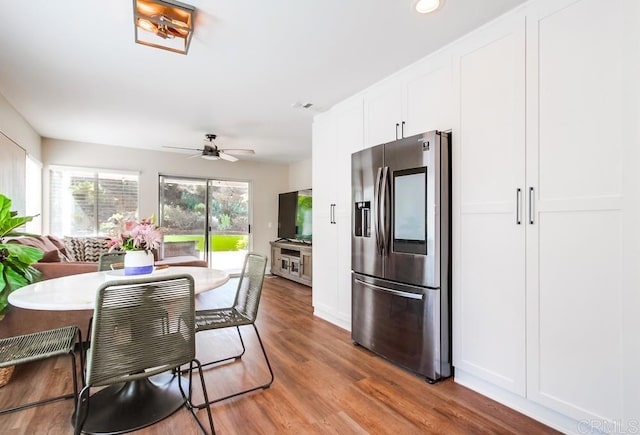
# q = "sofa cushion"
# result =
<box><xmin>46</xmin><ymin>235</ymin><xmax>71</xmax><ymax>261</ymax></box>
<box><xmin>7</xmin><ymin>236</ymin><xmax>65</xmax><ymax>263</ymax></box>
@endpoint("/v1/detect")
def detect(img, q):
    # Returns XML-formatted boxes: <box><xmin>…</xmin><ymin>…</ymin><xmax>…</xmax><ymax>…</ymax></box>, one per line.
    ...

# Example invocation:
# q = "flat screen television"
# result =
<box><xmin>277</xmin><ymin>189</ymin><xmax>312</xmax><ymax>242</ymax></box>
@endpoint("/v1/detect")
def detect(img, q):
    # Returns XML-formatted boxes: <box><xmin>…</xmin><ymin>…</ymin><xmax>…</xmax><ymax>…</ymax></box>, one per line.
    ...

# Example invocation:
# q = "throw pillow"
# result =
<box><xmin>83</xmin><ymin>238</ymin><xmax>110</xmax><ymax>262</ymax></box>
<box><xmin>63</xmin><ymin>237</ymin><xmax>85</xmax><ymax>262</ymax></box>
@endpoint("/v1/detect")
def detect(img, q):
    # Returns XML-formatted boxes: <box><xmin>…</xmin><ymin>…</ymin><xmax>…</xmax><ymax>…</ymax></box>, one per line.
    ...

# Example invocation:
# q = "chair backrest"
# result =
<box><xmin>86</xmin><ymin>274</ymin><xmax>195</xmax><ymax>387</ymax></box>
<box><xmin>232</xmin><ymin>253</ymin><xmax>268</xmax><ymax>322</ymax></box>
<box><xmin>98</xmin><ymin>252</ymin><xmax>126</xmax><ymax>271</ymax></box>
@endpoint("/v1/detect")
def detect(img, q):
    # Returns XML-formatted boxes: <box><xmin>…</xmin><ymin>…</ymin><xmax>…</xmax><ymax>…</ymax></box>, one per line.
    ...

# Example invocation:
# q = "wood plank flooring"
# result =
<box><xmin>0</xmin><ymin>276</ymin><xmax>556</xmax><ymax>434</ymax></box>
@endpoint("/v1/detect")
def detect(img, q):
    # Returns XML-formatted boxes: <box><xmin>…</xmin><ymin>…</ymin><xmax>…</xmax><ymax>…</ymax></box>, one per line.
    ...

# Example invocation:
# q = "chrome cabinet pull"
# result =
<box><xmin>329</xmin><ymin>204</ymin><xmax>336</xmax><ymax>224</ymax></box>
<box><xmin>516</xmin><ymin>188</ymin><xmax>522</xmax><ymax>225</ymax></box>
<box><xmin>395</xmin><ymin>123</ymin><xmax>400</xmax><ymax>140</ymax></box>
<box><xmin>529</xmin><ymin>187</ymin><xmax>534</xmax><ymax>225</ymax></box>
<box><xmin>401</xmin><ymin>121</ymin><xmax>405</xmax><ymax>138</ymax></box>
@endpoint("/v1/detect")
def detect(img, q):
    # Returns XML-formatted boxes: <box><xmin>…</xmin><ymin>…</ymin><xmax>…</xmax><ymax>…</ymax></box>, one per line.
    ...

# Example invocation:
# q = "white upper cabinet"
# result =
<box><xmin>402</xmin><ymin>53</ymin><xmax>453</xmax><ymax>137</ymax></box>
<box><xmin>363</xmin><ymin>78</ymin><xmax>403</xmax><ymax>147</ymax></box>
<box><xmin>334</xmin><ymin>97</ymin><xmax>365</xmax><ymax>215</ymax></box>
<box><xmin>364</xmin><ymin>53</ymin><xmax>453</xmax><ymax>147</ymax></box>
<box><xmin>312</xmin><ymin>112</ymin><xmax>336</xmax><ymax>219</ymax></box>
<box><xmin>452</xmin><ymin>12</ymin><xmax>527</xmax><ymax>396</ymax></box>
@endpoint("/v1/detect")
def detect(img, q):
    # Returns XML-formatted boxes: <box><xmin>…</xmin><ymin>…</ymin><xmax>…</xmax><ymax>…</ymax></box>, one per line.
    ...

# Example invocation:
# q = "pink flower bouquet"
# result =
<box><xmin>109</xmin><ymin>217</ymin><xmax>163</xmax><ymax>252</ymax></box>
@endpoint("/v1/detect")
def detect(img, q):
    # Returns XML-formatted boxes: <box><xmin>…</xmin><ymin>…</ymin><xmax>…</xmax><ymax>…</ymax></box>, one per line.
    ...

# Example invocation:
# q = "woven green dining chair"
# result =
<box><xmin>191</xmin><ymin>253</ymin><xmax>273</xmax><ymax>408</ymax></box>
<box><xmin>73</xmin><ymin>274</ymin><xmax>215</xmax><ymax>435</ymax></box>
<box><xmin>0</xmin><ymin>325</ymin><xmax>83</xmax><ymax>415</ymax></box>
<box><xmin>86</xmin><ymin>251</ymin><xmax>127</xmax><ymax>344</ymax></box>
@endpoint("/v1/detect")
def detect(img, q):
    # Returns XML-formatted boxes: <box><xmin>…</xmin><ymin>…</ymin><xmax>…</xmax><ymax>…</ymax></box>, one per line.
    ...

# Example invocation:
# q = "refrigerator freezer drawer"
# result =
<box><xmin>351</xmin><ymin>273</ymin><xmax>449</xmax><ymax>382</ymax></box>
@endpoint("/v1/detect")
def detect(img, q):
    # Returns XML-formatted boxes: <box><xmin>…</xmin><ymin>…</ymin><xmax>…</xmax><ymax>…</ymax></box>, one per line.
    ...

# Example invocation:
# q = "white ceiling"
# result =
<box><xmin>0</xmin><ymin>0</ymin><xmax>526</xmax><ymax>163</ymax></box>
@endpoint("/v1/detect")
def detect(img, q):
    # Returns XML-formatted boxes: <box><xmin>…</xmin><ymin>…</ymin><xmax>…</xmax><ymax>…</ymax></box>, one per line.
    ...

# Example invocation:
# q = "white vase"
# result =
<box><xmin>124</xmin><ymin>250</ymin><xmax>155</xmax><ymax>276</ymax></box>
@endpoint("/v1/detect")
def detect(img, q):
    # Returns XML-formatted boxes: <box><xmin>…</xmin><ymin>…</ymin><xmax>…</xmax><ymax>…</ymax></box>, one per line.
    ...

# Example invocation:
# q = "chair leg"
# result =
<box><xmin>181</xmin><ymin>360</ymin><xmax>216</xmax><ymax>435</ymax></box>
<box><xmin>73</xmin><ymin>386</ymin><xmax>90</xmax><ymax>435</ymax></box>
<box><xmin>193</xmin><ymin>324</ymin><xmax>274</xmax><ymax>409</ymax></box>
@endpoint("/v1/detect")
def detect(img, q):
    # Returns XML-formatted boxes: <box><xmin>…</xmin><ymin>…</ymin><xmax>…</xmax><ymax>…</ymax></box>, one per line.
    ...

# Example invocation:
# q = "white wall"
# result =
<box><xmin>288</xmin><ymin>158</ymin><xmax>312</xmax><ymax>191</ymax></box>
<box><xmin>0</xmin><ymin>92</ymin><xmax>41</xmax><ymax>161</ymax></box>
<box><xmin>41</xmin><ymin>138</ymin><xmax>289</xmax><ymax>261</ymax></box>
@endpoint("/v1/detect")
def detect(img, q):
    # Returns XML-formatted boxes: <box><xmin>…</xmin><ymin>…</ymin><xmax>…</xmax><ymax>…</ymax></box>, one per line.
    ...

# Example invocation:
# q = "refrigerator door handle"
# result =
<box><xmin>375</xmin><ymin>167</ymin><xmax>383</xmax><ymax>255</ymax></box>
<box><xmin>380</xmin><ymin>166</ymin><xmax>391</xmax><ymax>255</ymax></box>
<box><xmin>355</xmin><ymin>279</ymin><xmax>424</xmax><ymax>300</ymax></box>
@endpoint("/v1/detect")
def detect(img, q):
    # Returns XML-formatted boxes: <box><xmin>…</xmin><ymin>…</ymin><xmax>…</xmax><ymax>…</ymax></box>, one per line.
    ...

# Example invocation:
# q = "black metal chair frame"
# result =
<box><xmin>0</xmin><ymin>326</ymin><xmax>83</xmax><ymax>416</ymax></box>
<box><xmin>190</xmin><ymin>253</ymin><xmax>274</xmax><ymax>408</ymax></box>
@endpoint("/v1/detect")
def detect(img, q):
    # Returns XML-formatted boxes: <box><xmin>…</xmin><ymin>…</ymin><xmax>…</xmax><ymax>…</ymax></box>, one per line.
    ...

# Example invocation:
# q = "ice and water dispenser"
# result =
<box><xmin>354</xmin><ymin>201</ymin><xmax>371</xmax><ymax>237</ymax></box>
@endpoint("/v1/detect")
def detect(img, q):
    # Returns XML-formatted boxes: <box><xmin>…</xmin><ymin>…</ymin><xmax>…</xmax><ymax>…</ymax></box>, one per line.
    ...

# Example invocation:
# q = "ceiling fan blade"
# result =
<box><xmin>163</xmin><ymin>145</ymin><xmax>203</xmax><ymax>151</ymax></box>
<box><xmin>219</xmin><ymin>152</ymin><xmax>239</xmax><ymax>162</ymax></box>
<box><xmin>221</xmin><ymin>148</ymin><xmax>255</xmax><ymax>155</ymax></box>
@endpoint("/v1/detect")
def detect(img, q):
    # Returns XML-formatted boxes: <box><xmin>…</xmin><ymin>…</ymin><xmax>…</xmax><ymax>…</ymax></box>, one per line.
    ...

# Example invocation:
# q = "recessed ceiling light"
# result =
<box><xmin>415</xmin><ymin>0</ymin><xmax>441</xmax><ymax>14</ymax></box>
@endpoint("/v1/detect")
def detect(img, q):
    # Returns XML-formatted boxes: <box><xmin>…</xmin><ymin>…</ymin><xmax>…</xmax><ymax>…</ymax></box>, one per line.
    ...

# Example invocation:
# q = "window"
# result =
<box><xmin>49</xmin><ymin>166</ymin><xmax>139</xmax><ymax>236</ymax></box>
<box><xmin>25</xmin><ymin>155</ymin><xmax>42</xmax><ymax>234</ymax></box>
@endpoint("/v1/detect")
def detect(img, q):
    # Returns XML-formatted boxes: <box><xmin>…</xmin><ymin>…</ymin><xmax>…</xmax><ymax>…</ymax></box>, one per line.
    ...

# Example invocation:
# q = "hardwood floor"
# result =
<box><xmin>0</xmin><ymin>276</ymin><xmax>556</xmax><ymax>434</ymax></box>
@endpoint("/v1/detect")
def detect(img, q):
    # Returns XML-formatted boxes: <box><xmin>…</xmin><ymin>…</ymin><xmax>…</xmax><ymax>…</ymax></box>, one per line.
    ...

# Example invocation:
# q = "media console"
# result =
<box><xmin>269</xmin><ymin>240</ymin><xmax>312</xmax><ymax>287</ymax></box>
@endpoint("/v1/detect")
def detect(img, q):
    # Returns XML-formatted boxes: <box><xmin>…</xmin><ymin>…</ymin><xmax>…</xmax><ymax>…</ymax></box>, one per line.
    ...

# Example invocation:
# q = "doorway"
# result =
<box><xmin>159</xmin><ymin>175</ymin><xmax>251</xmax><ymax>273</ymax></box>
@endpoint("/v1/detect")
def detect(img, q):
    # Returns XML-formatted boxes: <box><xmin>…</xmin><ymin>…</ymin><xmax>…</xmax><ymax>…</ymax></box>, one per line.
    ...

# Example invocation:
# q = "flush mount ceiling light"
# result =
<box><xmin>414</xmin><ymin>0</ymin><xmax>441</xmax><ymax>14</ymax></box>
<box><xmin>133</xmin><ymin>0</ymin><xmax>195</xmax><ymax>55</ymax></box>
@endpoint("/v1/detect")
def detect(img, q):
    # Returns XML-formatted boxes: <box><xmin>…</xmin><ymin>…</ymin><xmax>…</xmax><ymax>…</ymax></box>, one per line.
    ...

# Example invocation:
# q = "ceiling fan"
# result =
<box><xmin>163</xmin><ymin>134</ymin><xmax>255</xmax><ymax>162</ymax></box>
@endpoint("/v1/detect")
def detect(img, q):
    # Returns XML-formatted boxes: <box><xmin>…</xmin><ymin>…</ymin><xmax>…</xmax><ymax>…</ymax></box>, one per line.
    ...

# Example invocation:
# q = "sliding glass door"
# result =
<box><xmin>159</xmin><ymin>175</ymin><xmax>251</xmax><ymax>273</ymax></box>
<box><xmin>207</xmin><ymin>179</ymin><xmax>250</xmax><ymax>272</ymax></box>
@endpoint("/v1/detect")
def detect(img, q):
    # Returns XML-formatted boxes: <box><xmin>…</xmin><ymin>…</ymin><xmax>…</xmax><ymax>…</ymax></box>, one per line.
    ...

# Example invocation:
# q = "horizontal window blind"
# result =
<box><xmin>49</xmin><ymin>167</ymin><xmax>139</xmax><ymax>236</ymax></box>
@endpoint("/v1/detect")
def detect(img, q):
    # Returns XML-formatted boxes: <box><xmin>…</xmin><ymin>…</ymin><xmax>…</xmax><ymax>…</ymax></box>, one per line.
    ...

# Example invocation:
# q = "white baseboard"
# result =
<box><xmin>455</xmin><ymin>369</ymin><xmax>583</xmax><ymax>434</ymax></box>
<box><xmin>312</xmin><ymin>305</ymin><xmax>351</xmax><ymax>331</ymax></box>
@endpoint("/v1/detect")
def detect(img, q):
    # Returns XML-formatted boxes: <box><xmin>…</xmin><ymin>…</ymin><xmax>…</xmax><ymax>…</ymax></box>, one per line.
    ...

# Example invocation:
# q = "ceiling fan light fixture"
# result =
<box><xmin>201</xmin><ymin>154</ymin><xmax>221</xmax><ymax>161</ymax></box>
<box><xmin>133</xmin><ymin>0</ymin><xmax>195</xmax><ymax>55</ymax></box>
<box><xmin>414</xmin><ymin>0</ymin><xmax>441</xmax><ymax>14</ymax></box>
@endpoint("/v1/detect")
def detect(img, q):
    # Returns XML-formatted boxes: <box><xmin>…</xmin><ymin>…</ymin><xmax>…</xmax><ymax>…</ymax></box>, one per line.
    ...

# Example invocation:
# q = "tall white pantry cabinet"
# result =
<box><xmin>312</xmin><ymin>0</ymin><xmax>640</xmax><ymax>432</ymax></box>
<box><xmin>312</xmin><ymin>97</ymin><xmax>364</xmax><ymax>330</ymax></box>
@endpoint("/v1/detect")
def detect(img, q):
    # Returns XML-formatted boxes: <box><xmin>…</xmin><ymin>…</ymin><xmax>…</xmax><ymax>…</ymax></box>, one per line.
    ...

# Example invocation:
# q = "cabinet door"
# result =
<box><xmin>403</xmin><ymin>52</ymin><xmax>454</xmax><ymax>136</ymax></box>
<box><xmin>452</xmin><ymin>14</ymin><xmax>526</xmax><ymax>395</ymax></box>
<box><xmin>300</xmin><ymin>252</ymin><xmax>312</xmax><ymax>282</ymax></box>
<box><xmin>363</xmin><ymin>78</ymin><xmax>402</xmax><ymax>147</ymax></box>
<box><xmin>312</xmin><ymin>112</ymin><xmax>336</xmax><ymax>220</ymax></box>
<box><xmin>333</xmin><ymin>97</ymin><xmax>364</xmax><ymax>327</ymax></box>
<box><xmin>311</xmin><ymin>218</ymin><xmax>338</xmax><ymax>319</ymax></box>
<box><xmin>334</xmin><ymin>97</ymin><xmax>364</xmax><ymax>215</ymax></box>
<box><xmin>271</xmin><ymin>246</ymin><xmax>281</xmax><ymax>275</ymax></box>
<box><xmin>525</xmin><ymin>0</ymin><xmax>626</xmax><ymax>422</ymax></box>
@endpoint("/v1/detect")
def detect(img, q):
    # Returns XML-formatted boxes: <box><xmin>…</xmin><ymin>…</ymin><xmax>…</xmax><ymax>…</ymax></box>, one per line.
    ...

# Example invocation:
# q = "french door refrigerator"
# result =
<box><xmin>351</xmin><ymin>130</ymin><xmax>451</xmax><ymax>382</ymax></box>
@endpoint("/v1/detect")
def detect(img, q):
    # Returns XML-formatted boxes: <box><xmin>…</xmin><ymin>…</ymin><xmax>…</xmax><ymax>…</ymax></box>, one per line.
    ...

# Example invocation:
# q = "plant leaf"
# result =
<box><xmin>2</xmin><ymin>243</ymin><xmax>44</xmax><ymax>264</ymax></box>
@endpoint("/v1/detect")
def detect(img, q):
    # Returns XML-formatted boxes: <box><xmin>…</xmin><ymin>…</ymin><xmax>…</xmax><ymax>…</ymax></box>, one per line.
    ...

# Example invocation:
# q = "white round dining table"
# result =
<box><xmin>8</xmin><ymin>266</ymin><xmax>230</xmax><ymax>311</ymax></box>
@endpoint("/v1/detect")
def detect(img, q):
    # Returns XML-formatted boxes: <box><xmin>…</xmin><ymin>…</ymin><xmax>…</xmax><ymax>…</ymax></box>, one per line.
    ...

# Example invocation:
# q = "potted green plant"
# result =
<box><xmin>0</xmin><ymin>194</ymin><xmax>43</xmax><ymax>387</ymax></box>
<box><xmin>0</xmin><ymin>194</ymin><xmax>43</xmax><ymax>317</ymax></box>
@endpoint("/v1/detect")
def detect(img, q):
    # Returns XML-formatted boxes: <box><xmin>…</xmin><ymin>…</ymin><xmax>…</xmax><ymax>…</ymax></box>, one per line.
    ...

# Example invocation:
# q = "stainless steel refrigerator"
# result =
<box><xmin>351</xmin><ymin>130</ymin><xmax>451</xmax><ymax>382</ymax></box>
